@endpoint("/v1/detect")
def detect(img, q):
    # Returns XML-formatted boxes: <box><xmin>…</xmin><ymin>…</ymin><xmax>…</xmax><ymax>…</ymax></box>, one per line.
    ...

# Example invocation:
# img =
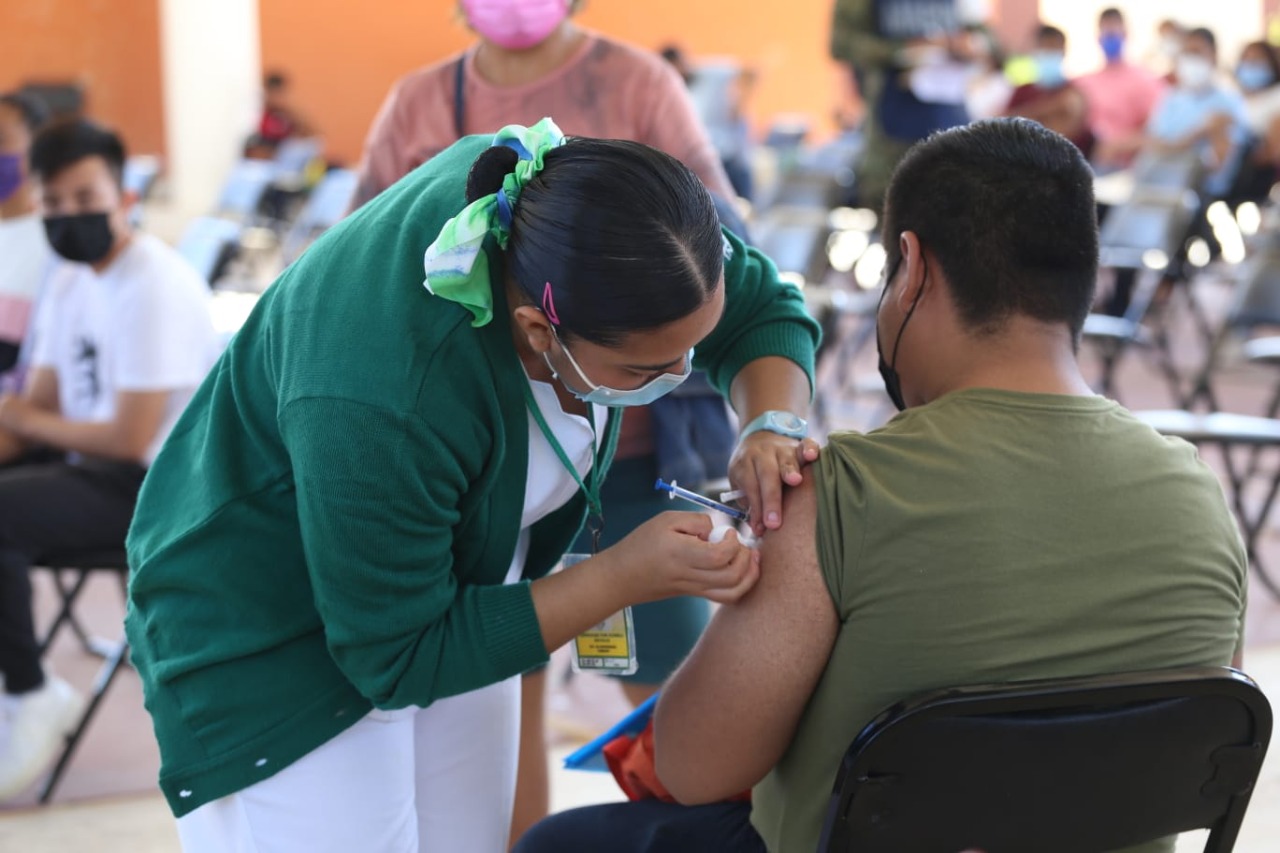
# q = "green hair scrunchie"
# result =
<box><xmin>422</xmin><ymin>117</ymin><xmax>566</xmax><ymax>327</ymax></box>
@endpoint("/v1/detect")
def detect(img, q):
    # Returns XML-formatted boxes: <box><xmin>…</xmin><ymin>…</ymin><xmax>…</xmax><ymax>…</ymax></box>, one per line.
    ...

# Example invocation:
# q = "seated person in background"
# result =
<box><xmin>1233</xmin><ymin>41</ymin><xmax>1280</xmax><ymax>196</ymax></box>
<box><xmin>0</xmin><ymin>119</ymin><xmax>215</xmax><ymax>801</ymax></box>
<box><xmin>1076</xmin><ymin>7</ymin><xmax>1165</xmax><ymax>170</ymax></box>
<box><xmin>515</xmin><ymin>118</ymin><xmax>1247</xmax><ymax>853</ymax></box>
<box><xmin>244</xmin><ymin>71</ymin><xmax>312</xmax><ymax>160</ymax></box>
<box><xmin>1004</xmin><ymin>25</ymin><xmax>1093</xmax><ymax>157</ymax></box>
<box><xmin>0</xmin><ymin>92</ymin><xmax>53</xmax><ymax>386</ymax></box>
<box><xmin>1143</xmin><ymin>26</ymin><xmax>1249</xmax><ymax>201</ymax></box>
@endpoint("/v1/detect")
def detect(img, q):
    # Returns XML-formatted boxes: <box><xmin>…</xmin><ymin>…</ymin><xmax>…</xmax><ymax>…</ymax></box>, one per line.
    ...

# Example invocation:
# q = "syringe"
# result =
<box><xmin>654</xmin><ymin>478</ymin><xmax>749</xmax><ymax>522</ymax></box>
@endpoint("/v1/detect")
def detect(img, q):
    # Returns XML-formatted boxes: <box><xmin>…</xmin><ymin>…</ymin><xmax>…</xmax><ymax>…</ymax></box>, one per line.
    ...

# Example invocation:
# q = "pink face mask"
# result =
<box><xmin>462</xmin><ymin>0</ymin><xmax>570</xmax><ymax>51</ymax></box>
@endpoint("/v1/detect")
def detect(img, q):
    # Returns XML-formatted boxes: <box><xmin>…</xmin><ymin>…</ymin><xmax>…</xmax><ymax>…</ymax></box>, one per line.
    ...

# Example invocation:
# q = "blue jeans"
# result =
<box><xmin>514</xmin><ymin>799</ymin><xmax>764</xmax><ymax>853</ymax></box>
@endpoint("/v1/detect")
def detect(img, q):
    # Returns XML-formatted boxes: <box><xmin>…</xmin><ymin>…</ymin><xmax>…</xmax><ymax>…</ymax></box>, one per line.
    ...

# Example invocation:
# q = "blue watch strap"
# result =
<box><xmin>740</xmin><ymin>410</ymin><xmax>808</xmax><ymax>440</ymax></box>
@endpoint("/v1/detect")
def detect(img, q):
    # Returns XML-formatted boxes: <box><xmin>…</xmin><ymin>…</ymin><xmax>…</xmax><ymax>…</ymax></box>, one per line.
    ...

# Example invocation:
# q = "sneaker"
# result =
<box><xmin>0</xmin><ymin>675</ymin><xmax>84</xmax><ymax>800</ymax></box>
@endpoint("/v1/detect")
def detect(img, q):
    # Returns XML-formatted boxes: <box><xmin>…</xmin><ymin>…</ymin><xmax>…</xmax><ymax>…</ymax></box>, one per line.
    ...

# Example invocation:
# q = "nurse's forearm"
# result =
<box><xmin>528</xmin><ymin>551</ymin><xmax>636</xmax><ymax>653</ymax></box>
<box><xmin>729</xmin><ymin>356</ymin><xmax>812</xmax><ymax>424</ymax></box>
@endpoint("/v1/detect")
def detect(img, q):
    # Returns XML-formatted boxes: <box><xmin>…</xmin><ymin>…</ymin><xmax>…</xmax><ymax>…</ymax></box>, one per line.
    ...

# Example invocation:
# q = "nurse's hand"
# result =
<box><xmin>729</xmin><ymin>432</ymin><xmax>821</xmax><ymax>537</ymax></box>
<box><xmin>605</xmin><ymin>511</ymin><xmax>760</xmax><ymax>605</ymax></box>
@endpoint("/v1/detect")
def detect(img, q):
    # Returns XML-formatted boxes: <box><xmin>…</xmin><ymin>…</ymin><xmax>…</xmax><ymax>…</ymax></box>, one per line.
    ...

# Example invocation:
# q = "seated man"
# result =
<box><xmin>0</xmin><ymin>119</ymin><xmax>215</xmax><ymax>801</ymax></box>
<box><xmin>514</xmin><ymin>118</ymin><xmax>1247</xmax><ymax>853</ymax></box>
<box><xmin>0</xmin><ymin>91</ymin><xmax>53</xmax><ymax>386</ymax></box>
<box><xmin>1004</xmin><ymin>25</ymin><xmax>1093</xmax><ymax>157</ymax></box>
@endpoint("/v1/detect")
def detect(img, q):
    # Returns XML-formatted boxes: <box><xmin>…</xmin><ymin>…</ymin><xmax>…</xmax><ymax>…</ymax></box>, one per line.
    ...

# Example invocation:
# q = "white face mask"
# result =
<box><xmin>1176</xmin><ymin>54</ymin><xmax>1215</xmax><ymax>90</ymax></box>
<box><xmin>545</xmin><ymin>333</ymin><xmax>694</xmax><ymax>408</ymax></box>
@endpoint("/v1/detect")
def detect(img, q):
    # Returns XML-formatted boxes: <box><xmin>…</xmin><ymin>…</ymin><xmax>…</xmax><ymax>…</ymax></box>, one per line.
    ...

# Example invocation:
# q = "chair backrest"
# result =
<box><xmin>1098</xmin><ymin>188</ymin><xmax>1199</xmax><ymax>270</ymax></box>
<box><xmin>280</xmin><ymin>168</ymin><xmax>359</xmax><ymax>263</ymax></box>
<box><xmin>751</xmin><ymin>206</ymin><xmax>831</xmax><ymax>285</ymax></box>
<box><xmin>177</xmin><ymin>216</ymin><xmax>244</xmax><ymax>285</ymax></box>
<box><xmin>214</xmin><ymin>159</ymin><xmax>278</xmax><ymax>221</ymax></box>
<box><xmin>1131</xmin><ymin>151</ymin><xmax>1209</xmax><ymax>197</ymax></box>
<box><xmin>1225</xmin><ymin>246</ymin><xmax>1280</xmax><ymax>329</ymax></box>
<box><xmin>819</xmin><ymin>667</ymin><xmax>1271</xmax><ymax>853</ymax></box>
<box><xmin>123</xmin><ymin>155</ymin><xmax>161</xmax><ymax>201</ymax></box>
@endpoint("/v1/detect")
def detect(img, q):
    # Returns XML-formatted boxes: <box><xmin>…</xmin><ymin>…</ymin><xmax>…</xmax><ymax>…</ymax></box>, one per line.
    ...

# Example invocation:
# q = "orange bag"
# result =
<box><xmin>601</xmin><ymin>719</ymin><xmax>752</xmax><ymax>803</ymax></box>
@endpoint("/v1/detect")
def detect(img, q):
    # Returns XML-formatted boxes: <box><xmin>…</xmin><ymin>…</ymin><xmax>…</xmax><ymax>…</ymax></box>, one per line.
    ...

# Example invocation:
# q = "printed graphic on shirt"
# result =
<box><xmin>72</xmin><ymin>334</ymin><xmax>102</xmax><ymax>406</ymax></box>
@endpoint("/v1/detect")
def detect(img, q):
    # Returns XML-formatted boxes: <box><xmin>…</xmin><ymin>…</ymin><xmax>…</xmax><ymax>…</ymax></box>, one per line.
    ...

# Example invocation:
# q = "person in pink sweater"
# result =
<box><xmin>1075</xmin><ymin>7</ymin><xmax>1165</xmax><ymax>169</ymax></box>
<box><xmin>354</xmin><ymin>3</ymin><xmax>742</xmax><ymax>849</ymax></box>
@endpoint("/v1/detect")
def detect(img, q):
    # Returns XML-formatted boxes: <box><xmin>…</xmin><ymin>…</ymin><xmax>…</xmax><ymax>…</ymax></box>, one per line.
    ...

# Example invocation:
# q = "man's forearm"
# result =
<box><xmin>0</xmin><ymin>428</ymin><xmax>28</xmax><ymax>465</ymax></box>
<box><xmin>12</xmin><ymin>409</ymin><xmax>147</xmax><ymax>462</ymax></box>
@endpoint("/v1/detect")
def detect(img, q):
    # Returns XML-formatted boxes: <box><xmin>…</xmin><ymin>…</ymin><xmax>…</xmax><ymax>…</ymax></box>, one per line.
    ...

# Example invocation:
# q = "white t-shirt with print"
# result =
<box><xmin>31</xmin><ymin>232</ymin><xmax>216</xmax><ymax>465</ymax></box>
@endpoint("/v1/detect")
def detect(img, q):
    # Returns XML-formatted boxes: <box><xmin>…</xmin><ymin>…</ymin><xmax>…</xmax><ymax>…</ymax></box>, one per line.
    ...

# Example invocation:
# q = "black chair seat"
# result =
<box><xmin>1083</xmin><ymin>313</ymin><xmax>1153</xmax><ymax>346</ymax></box>
<box><xmin>1135</xmin><ymin>410</ymin><xmax>1280</xmax><ymax>444</ymax></box>
<box><xmin>39</xmin><ymin>549</ymin><xmax>129</xmax><ymax>571</ymax></box>
<box><xmin>1243</xmin><ymin>335</ymin><xmax>1280</xmax><ymax>366</ymax></box>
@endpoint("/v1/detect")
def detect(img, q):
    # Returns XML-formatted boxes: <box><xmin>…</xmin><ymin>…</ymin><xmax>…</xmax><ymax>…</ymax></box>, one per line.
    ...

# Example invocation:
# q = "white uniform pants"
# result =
<box><xmin>176</xmin><ymin>675</ymin><xmax>521</xmax><ymax>853</ymax></box>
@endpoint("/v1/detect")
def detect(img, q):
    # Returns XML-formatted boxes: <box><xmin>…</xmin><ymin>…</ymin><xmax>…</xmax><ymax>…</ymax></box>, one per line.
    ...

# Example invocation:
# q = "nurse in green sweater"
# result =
<box><xmin>125</xmin><ymin>118</ymin><xmax>819</xmax><ymax>852</ymax></box>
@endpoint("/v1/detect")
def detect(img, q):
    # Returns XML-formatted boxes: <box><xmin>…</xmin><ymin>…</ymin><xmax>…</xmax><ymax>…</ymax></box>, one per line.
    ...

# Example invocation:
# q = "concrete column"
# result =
<box><xmin>158</xmin><ymin>0</ymin><xmax>262</xmax><ymax>221</ymax></box>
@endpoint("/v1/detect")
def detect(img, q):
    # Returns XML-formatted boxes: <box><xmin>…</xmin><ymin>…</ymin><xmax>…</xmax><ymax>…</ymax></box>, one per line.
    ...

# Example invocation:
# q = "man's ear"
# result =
<box><xmin>512</xmin><ymin>304</ymin><xmax>555</xmax><ymax>355</ymax></box>
<box><xmin>896</xmin><ymin>230</ymin><xmax>928</xmax><ymax>310</ymax></box>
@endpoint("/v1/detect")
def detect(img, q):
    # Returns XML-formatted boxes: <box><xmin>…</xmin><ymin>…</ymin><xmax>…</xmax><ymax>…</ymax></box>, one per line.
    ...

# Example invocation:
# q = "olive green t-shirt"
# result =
<box><xmin>751</xmin><ymin>389</ymin><xmax>1248</xmax><ymax>853</ymax></box>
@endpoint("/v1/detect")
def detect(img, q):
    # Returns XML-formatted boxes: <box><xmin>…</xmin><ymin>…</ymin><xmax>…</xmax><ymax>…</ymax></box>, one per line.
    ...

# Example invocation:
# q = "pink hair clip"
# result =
<box><xmin>542</xmin><ymin>282</ymin><xmax>561</xmax><ymax>325</ymax></box>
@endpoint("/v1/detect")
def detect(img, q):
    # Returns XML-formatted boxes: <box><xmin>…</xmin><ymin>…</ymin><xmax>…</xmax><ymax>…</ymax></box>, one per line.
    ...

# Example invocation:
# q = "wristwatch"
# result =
<box><xmin>740</xmin><ymin>410</ymin><xmax>808</xmax><ymax>440</ymax></box>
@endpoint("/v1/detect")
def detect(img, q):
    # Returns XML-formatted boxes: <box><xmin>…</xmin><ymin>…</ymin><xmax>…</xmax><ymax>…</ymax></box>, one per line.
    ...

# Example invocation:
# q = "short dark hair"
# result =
<box><xmin>466</xmin><ymin>138</ymin><xmax>723</xmax><ymax>347</ymax></box>
<box><xmin>0</xmin><ymin>91</ymin><xmax>50</xmax><ymax>135</ymax></box>
<box><xmin>1187</xmin><ymin>27</ymin><xmax>1218</xmax><ymax>57</ymax></box>
<box><xmin>883</xmin><ymin>118</ymin><xmax>1098</xmax><ymax>340</ymax></box>
<box><xmin>1037</xmin><ymin>24</ymin><xmax>1067</xmax><ymax>46</ymax></box>
<box><xmin>1099</xmin><ymin>7</ymin><xmax>1124</xmax><ymax>25</ymax></box>
<box><xmin>29</xmin><ymin>119</ymin><xmax>126</xmax><ymax>186</ymax></box>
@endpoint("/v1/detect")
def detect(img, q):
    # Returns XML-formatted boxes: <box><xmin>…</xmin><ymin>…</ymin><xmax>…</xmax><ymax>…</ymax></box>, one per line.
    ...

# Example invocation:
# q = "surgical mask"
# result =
<box><xmin>1237</xmin><ymin>60</ymin><xmax>1275</xmax><ymax>92</ymax></box>
<box><xmin>544</xmin><ymin>333</ymin><xmax>693</xmax><ymax>407</ymax></box>
<box><xmin>0</xmin><ymin>154</ymin><xmax>22</xmax><ymax>202</ymax></box>
<box><xmin>461</xmin><ymin>0</ymin><xmax>569</xmax><ymax>51</ymax></box>
<box><xmin>875</xmin><ymin>256</ymin><xmax>920</xmax><ymax>413</ymax></box>
<box><xmin>1099</xmin><ymin>32</ymin><xmax>1125</xmax><ymax>62</ymax></box>
<box><xmin>1177</xmin><ymin>54</ymin><xmax>1215</xmax><ymax>90</ymax></box>
<box><xmin>1160</xmin><ymin>36</ymin><xmax>1183</xmax><ymax>59</ymax></box>
<box><xmin>43</xmin><ymin>213</ymin><xmax>114</xmax><ymax>264</ymax></box>
<box><xmin>1033</xmin><ymin>51</ymin><xmax>1067</xmax><ymax>88</ymax></box>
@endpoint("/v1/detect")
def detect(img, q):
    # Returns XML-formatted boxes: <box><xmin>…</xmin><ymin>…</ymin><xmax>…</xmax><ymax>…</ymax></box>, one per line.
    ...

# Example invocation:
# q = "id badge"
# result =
<box><xmin>563</xmin><ymin>553</ymin><xmax>638</xmax><ymax>676</ymax></box>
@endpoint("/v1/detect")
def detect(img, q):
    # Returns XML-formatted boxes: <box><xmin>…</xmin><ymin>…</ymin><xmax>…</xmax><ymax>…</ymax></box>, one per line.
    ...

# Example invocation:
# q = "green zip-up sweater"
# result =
<box><xmin>125</xmin><ymin>135</ymin><xmax>819</xmax><ymax>817</ymax></box>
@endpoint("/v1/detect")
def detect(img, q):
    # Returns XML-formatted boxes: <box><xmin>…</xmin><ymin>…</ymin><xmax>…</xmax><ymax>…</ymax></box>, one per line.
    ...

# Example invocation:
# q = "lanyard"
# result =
<box><xmin>521</xmin><ymin>379</ymin><xmax>620</xmax><ymax>553</ymax></box>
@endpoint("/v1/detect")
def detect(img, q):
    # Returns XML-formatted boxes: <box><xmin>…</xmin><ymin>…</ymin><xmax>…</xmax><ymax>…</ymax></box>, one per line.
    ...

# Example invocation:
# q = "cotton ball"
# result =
<box><xmin>709</xmin><ymin>524</ymin><xmax>760</xmax><ymax>548</ymax></box>
<box><xmin>708</xmin><ymin>524</ymin><xmax>737</xmax><ymax>544</ymax></box>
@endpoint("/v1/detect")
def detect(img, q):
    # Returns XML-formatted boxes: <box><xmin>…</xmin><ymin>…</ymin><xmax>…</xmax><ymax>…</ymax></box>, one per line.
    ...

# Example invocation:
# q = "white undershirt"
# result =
<box><xmin>503</xmin><ymin>377</ymin><xmax>607</xmax><ymax>584</ymax></box>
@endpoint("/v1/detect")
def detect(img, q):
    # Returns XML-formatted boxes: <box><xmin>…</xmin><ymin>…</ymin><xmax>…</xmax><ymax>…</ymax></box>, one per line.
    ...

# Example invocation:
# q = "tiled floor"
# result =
<box><xmin>4</xmin><ymin>267</ymin><xmax>1280</xmax><ymax>850</ymax></box>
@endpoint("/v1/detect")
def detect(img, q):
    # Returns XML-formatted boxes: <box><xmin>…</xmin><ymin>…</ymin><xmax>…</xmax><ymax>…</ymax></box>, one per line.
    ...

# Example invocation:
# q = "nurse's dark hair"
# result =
<box><xmin>465</xmin><ymin>138</ymin><xmax>724</xmax><ymax>347</ymax></box>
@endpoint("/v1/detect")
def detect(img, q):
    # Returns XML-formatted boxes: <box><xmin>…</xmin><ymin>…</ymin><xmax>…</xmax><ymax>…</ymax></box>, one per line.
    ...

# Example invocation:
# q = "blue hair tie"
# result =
<box><xmin>495</xmin><ymin>187</ymin><xmax>514</xmax><ymax>231</ymax></box>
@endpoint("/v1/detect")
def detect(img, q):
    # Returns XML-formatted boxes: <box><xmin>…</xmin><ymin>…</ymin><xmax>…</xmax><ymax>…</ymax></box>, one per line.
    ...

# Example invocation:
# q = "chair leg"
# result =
<box><xmin>1221</xmin><ymin>444</ymin><xmax>1280</xmax><ymax>600</ymax></box>
<box><xmin>37</xmin><ymin>639</ymin><xmax>130</xmax><ymax>804</ymax></box>
<box><xmin>37</xmin><ymin>571</ymin><xmax>92</xmax><ymax>657</ymax></box>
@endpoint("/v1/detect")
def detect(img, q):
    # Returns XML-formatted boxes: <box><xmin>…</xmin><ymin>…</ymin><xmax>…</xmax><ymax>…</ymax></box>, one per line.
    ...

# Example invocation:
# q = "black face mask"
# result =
<box><xmin>875</xmin><ymin>255</ymin><xmax>922</xmax><ymax>412</ymax></box>
<box><xmin>43</xmin><ymin>213</ymin><xmax>115</xmax><ymax>264</ymax></box>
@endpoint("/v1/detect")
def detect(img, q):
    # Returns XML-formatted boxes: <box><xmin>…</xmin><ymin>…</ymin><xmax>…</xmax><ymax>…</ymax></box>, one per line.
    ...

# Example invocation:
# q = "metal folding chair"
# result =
<box><xmin>1084</xmin><ymin>186</ymin><xmax>1200</xmax><ymax>401</ymax></box>
<box><xmin>33</xmin><ymin>549</ymin><xmax>132</xmax><ymax>803</ymax></box>
<box><xmin>820</xmin><ymin>667</ymin><xmax>1271</xmax><ymax>853</ymax></box>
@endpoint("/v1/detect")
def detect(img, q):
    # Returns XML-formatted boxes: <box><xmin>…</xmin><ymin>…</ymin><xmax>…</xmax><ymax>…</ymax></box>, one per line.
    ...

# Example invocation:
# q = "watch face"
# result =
<box><xmin>772</xmin><ymin>412</ymin><xmax>805</xmax><ymax>431</ymax></box>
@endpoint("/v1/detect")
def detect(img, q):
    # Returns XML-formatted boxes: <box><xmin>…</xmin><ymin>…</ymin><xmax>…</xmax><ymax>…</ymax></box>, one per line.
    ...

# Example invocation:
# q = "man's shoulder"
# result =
<box><xmin>115</xmin><ymin>234</ymin><xmax>209</xmax><ymax>298</ymax></box>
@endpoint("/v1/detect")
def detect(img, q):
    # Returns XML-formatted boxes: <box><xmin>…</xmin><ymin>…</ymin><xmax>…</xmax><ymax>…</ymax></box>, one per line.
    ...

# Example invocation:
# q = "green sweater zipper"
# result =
<box><xmin>125</xmin><ymin>135</ymin><xmax>820</xmax><ymax>817</ymax></box>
